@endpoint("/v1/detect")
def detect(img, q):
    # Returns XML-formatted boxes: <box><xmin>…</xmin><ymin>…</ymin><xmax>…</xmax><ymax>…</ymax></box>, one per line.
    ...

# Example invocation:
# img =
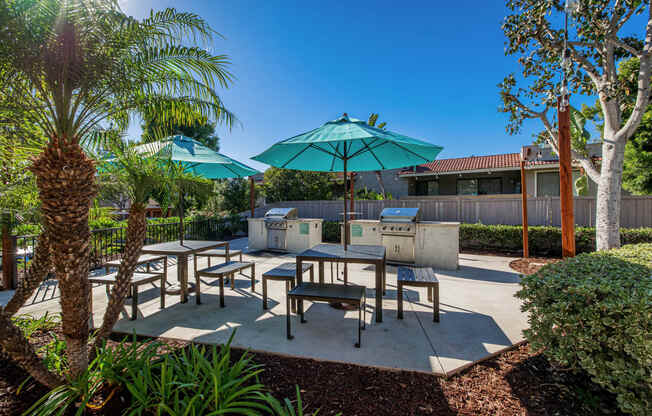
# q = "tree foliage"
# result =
<box><xmin>262</xmin><ymin>167</ymin><xmax>335</xmax><ymax>203</ymax></box>
<box><xmin>141</xmin><ymin>108</ymin><xmax>221</xmax><ymax>150</ymax></box>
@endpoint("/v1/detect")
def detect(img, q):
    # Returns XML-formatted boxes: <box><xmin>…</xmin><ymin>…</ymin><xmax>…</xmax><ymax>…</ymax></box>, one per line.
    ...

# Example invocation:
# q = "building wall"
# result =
<box><xmin>353</xmin><ymin>168</ymin><xmax>408</xmax><ymax>198</ymax></box>
<box><xmin>407</xmin><ymin>170</ymin><xmax>522</xmax><ymax>196</ymax></box>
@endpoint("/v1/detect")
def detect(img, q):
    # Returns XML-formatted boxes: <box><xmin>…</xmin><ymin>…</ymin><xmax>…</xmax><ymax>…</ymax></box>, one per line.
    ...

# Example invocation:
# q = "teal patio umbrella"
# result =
<box><xmin>134</xmin><ymin>135</ymin><xmax>259</xmax><ymax>243</ymax></box>
<box><xmin>252</xmin><ymin>114</ymin><xmax>443</xmax><ymax>247</ymax></box>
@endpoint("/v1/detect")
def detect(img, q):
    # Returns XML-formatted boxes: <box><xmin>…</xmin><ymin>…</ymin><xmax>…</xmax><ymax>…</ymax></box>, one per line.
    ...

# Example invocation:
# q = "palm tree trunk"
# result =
<box><xmin>0</xmin><ymin>311</ymin><xmax>63</xmax><ymax>388</ymax></box>
<box><xmin>91</xmin><ymin>203</ymin><xmax>147</xmax><ymax>355</ymax></box>
<box><xmin>29</xmin><ymin>136</ymin><xmax>96</xmax><ymax>378</ymax></box>
<box><xmin>2</xmin><ymin>232</ymin><xmax>52</xmax><ymax>316</ymax></box>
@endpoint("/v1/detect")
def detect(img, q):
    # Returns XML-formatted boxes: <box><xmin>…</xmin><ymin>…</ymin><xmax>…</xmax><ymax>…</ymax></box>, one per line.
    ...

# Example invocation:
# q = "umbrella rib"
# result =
<box><xmin>347</xmin><ymin>138</ymin><xmax>382</xmax><ymax>159</ymax></box>
<box><xmin>280</xmin><ymin>144</ymin><xmax>312</xmax><ymax>169</ymax></box>
<box><xmin>222</xmin><ymin>162</ymin><xmax>245</xmax><ymax>178</ymax></box>
<box><xmin>388</xmin><ymin>141</ymin><xmax>435</xmax><ymax>163</ymax></box>
<box><xmin>360</xmin><ymin>139</ymin><xmax>386</xmax><ymax>170</ymax></box>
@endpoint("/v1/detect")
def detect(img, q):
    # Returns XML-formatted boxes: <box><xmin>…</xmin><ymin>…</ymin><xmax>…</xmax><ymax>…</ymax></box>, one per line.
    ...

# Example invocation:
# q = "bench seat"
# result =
<box><xmin>195</xmin><ymin>261</ymin><xmax>255</xmax><ymax>307</ymax></box>
<box><xmin>287</xmin><ymin>283</ymin><xmax>366</xmax><ymax>348</ymax></box>
<box><xmin>262</xmin><ymin>262</ymin><xmax>314</xmax><ymax>311</ymax></box>
<box><xmin>89</xmin><ymin>269</ymin><xmax>166</xmax><ymax>320</ymax></box>
<box><xmin>397</xmin><ymin>267</ymin><xmax>439</xmax><ymax>322</ymax></box>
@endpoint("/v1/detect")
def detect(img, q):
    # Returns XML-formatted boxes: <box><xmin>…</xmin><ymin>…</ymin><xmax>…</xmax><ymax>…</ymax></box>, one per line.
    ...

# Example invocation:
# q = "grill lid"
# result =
<box><xmin>264</xmin><ymin>207</ymin><xmax>298</xmax><ymax>220</ymax></box>
<box><xmin>379</xmin><ymin>207</ymin><xmax>420</xmax><ymax>223</ymax></box>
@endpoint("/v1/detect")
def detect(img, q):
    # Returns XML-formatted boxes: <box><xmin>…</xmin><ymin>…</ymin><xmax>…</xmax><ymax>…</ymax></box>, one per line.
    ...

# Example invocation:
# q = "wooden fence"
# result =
<box><xmin>253</xmin><ymin>196</ymin><xmax>652</xmax><ymax>228</ymax></box>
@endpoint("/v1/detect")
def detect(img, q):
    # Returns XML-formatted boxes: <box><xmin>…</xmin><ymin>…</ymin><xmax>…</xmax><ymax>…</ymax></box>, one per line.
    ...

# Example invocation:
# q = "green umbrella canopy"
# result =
<box><xmin>251</xmin><ymin>114</ymin><xmax>443</xmax><ymax>171</ymax></box>
<box><xmin>252</xmin><ymin>114</ymin><xmax>443</xmax><ymax>247</ymax></box>
<box><xmin>133</xmin><ymin>135</ymin><xmax>259</xmax><ymax>179</ymax></box>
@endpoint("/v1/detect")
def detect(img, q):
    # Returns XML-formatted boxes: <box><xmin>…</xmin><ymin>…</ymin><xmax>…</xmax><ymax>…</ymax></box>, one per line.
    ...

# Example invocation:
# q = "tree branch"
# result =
<box><xmin>616</xmin><ymin>2</ymin><xmax>652</xmax><ymax>142</ymax></box>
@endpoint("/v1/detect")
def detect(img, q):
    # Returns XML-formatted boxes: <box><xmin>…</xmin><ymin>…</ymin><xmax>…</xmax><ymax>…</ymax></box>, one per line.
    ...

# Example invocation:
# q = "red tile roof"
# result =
<box><xmin>399</xmin><ymin>153</ymin><xmax>558</xmax><ymax>175</ymax></box>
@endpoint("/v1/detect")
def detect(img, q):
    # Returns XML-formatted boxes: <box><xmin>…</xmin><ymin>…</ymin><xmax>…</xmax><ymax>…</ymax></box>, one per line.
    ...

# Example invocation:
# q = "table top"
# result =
<box><xmin>288</xmin><ymin>282</ymin><xmax>365</xmax><ymax>302</ymax></box>
<box><xmin>141</xmin><ymin>240</ymin><xmax>227</xmax><ymax>256</ymax></box>
<box><xmin>105</xmin><ymin>254</ymin><xmax>167</xmax><ymax>267</ymax></box>
<box><xmin>296</xmin><ymin>243</ymin><xmax>385</xmax><ymax>262</ymax></box>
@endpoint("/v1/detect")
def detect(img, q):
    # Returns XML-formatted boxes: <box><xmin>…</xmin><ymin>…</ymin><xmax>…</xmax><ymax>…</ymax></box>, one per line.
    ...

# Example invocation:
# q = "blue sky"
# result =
<box><xmin>121</xmin><ymin>1</ymin><xmax>583</xmax><ymax>171</ymax></box>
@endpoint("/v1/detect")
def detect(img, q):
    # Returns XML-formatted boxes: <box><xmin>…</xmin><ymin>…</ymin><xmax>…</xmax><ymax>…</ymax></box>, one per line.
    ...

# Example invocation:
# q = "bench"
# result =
<box><xmin>194</xmin><ymin>261</ymin><xmax>255</xmax><ymax>307</ymax></box>
<box><xmin>262</xmin><ymin>262</ymin><xmax>314</xmax><ymax>311</ymax></box>
<box><xmin>194</xmin><ymin>248</ymin><xmax>243</xmax><ymax>268</ymax></box>
<box><xmin>287</xmin><ymin>283</ymin><xmax>366</xmax><ymax>348</ymax></box>
<box><xmin>397</xmin><ymin>267</ymin><xmax>439</xmax><ymax>322</ymax></box>
<box><xmin>104</xmin><ymin>254</ymin><xmax>167</xmax><ymax>274</ymax></box>
<box><xmin>89</xmin><ymin>270</ymin><xmax>167</xmax><ymax>320</ymax></box>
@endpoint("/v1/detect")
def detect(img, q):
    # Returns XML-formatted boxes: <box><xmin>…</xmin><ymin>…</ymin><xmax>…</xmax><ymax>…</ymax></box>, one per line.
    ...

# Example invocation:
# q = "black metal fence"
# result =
<box><xmin>2</xmin><ymin>217</ymin><xmax>247</xmax><ymax>289</ymax></box>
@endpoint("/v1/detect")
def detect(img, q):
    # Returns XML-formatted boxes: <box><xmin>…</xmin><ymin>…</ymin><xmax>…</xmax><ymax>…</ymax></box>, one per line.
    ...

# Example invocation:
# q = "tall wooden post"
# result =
<box><xmin>558</xmin><ymin>96</ymin><xmax>576</xmax><ymax>257</ymax></box>
<box><xmin>250</xmin><ymin>177</ymin><xmax>255</xmax><ymax>218</ymax></box>
<box><xmin>1</xmin><ymin>212</ymin><xmax>15</xmax><ymax>290</ymax></box>
<box><xmin>520</xmin><ymin>160</ymin><xmax>529</xmax><ymax>258</ymax></box>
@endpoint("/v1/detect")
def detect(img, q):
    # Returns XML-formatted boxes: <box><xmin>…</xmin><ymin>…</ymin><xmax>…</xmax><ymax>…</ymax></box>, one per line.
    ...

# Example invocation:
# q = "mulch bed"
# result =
<box><xmin>1</xmin><ymin>330</ymin><xmax>622</xmax><ymax>416</ymax></box>
<box><xmin>509</xmin><ymin>257</ymin><xmax>561</xmax><ymax>275</ymax></box>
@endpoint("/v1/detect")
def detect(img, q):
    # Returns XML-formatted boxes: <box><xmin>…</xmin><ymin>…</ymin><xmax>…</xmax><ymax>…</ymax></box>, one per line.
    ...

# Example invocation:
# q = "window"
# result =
<box><xmin>537</xmin><ymin>172</ymin><xmax>560</xmax><ymax>196</ymax></box>
<box><xmin>478</xmin><ymin>178</ymin><xmax>502</xmax><ymax>195</ymax></box>
<box><xmin>415</xmin><ymin>180</ymin><xmax>439</xmax><ymax>196</ymax></box>
<box><xmin>457</xmin><ymin>179</ymin><xmax>478</xmax><ymax>195</ymax></box>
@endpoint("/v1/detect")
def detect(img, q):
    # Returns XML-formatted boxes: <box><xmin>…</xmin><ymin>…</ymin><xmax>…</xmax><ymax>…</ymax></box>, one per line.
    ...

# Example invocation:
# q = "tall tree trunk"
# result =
<box><xmin>595</xmin><ymin>140</ymin><xmax>626</xmax><ymax>250</ymax></box>
<box><xmin>374</xmin><ymin>170</ymin><xmax>386</xmax><ymax>198</ymax></box>
<box><xmin>91</xmin><ymin>203</ymin><xmax>147</xmax><ymax>355</ymax></box>
<box><xmin>2</xmin><ymin>232</ymin><xmax>52</xmax><ymax>316</ymax></box>
<box><xmin>0</xmin><ymin>311</ymin><xmax>63</xmax><ymax>388</ymax></box>
<box><xmin>29</xmin><ymin>136</ymin><xmax>96</xmax><ymax>378</ymax></box>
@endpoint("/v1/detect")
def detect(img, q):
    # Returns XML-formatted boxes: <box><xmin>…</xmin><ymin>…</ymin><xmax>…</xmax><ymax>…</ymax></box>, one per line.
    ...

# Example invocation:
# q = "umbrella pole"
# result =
<box><xmin>179</xmin><ymin>189</ymin><xmax>184</xmax><ymax>245</ymax></box>
<box><xmin>343</xmin><ymin>158</ymin><xmax>348</xmax><ymax>249</ymax></box>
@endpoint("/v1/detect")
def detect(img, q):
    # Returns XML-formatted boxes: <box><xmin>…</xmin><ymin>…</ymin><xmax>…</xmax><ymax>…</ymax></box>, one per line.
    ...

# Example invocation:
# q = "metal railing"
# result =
<box><xmin>1</xmin><ymin>217</ymin><xmax>247</xmax><ymax>290</ymax></box>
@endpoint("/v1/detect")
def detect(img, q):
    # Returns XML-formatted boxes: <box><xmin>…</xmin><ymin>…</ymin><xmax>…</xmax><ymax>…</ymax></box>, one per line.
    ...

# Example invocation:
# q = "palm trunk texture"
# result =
<box><xmin>91</xmin><ymin>204</ymin><xmax>147</xmax><ymax>355</ymax></box>
<box><xmin>2</xmin><ymin>232</ymin><xmax>52</xmax><ymax>316</ymax></box>
<box><xmin>29</xmin><ymin>136</ymin><xmax>96</xmax><ymax>378</ymax></box>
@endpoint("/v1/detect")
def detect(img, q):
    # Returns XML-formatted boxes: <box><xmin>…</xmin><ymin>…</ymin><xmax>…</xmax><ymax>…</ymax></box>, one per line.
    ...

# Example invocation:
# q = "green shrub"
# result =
<box><xmin>322</xmin><ymin>221</ymin><xmax>341</xmax><ymax>243</ymax></box>
<box><xmin>459</xmin><ymin>223</ymin><xmax>652</xmax><ymax>256</ymax></box>
<box><xmin>516</xmin><ymin>244</ymin><xmax>652</xmax><ymax>416</ymax></box>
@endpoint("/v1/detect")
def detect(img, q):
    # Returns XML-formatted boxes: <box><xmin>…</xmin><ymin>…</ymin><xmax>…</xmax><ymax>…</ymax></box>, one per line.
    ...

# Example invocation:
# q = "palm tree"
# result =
<box><xmin>0</xmin><ymin>0</ymin><xmax>234</xmax><ymax>384</ymax></box>
<box><xmin>367</xmin><ymin>113</ymin><xmax>388</xmax><ymax>198</ymax></box>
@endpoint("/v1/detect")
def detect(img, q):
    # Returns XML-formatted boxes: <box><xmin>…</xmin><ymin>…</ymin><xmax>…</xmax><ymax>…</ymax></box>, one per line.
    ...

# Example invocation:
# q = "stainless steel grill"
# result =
<box><xmin>264</xmin><ymin>208</ymin><xmax>298</xmax><ymax>251</ymax></box>
<box><xmin>379</xmin><ymin>207</ymin><xmax>419</xmax><ymax>263</ymax></box>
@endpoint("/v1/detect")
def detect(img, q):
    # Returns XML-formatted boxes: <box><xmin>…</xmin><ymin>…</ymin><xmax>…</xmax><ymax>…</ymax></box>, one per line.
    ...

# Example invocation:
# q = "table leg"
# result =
<box><xmin>131</xmin><ymin>284</ymin><xmax>138</xmax><ymax>320</ymax></box>
<box><xmin>225</xmin><ymin>243</ymin><xmax>230</xmax><ymax>263</ymax></box>
<box><xmin>330</xmin><ymin>262</ymin><xmax>333</xmax><ymax>283</ymax></box>
<box><xmin>263</xmin><ymin>277</ymin><xmax>268</xmax><ymax>310</ymax></box>
<box><xmin>397</xmin><ymin>282</ymin><xmax>404</xmax><ymax>319</ymax></box>
<box><xmin>286</xmin><ymin>294</ymin><xmax>293</xmax><ymax>340</ymax></box>
<box><xmin>344</xmin><ymin>262</ymin><xmax>348</xmax><ymax>285</ymax></box>
<box><xmin>178</xmin><ymin>254</ymin><xmax>188</xmax><ymax>303</ymax></box>
<box><xmin>160</xmin><ymin>274</ymin><xmax>166</xmax><ymax>309</ymax></box>
<box><xmin>296</xmin><ymin>259</ymin><xmax>304</xmax><ymax>319</ymax></box>
<box><xmin>375</xmin><ymin>260</ymin><xmax>383</xmax><ymax>323</ymax></box>
<box><xmin>318</xmin><ymin>261</ymin><xmax>323</xmax><ymax>284</ymax></box>
<box><xmin>250</xmin><ymin>264</ymin><xmax>255</xmax><ymax>292</ymax></box>
<box><xmin>195</xmin><ymin>269</ymin><xmax>201</xmax><ymax>305</ymax></box>
<box><xmin>433</xmin><ymin>283</ymin><xmax>440</xmax><ymax>323</ymax></box>
<box><xmin>219</xmin><ymin>276</ymin><xmax>225</xmax><ymax>308</ymax></box>
<box><xmin>356</xmin><ymin>301</ymin><xmax>361</xmax><ymax>348</ymax></box>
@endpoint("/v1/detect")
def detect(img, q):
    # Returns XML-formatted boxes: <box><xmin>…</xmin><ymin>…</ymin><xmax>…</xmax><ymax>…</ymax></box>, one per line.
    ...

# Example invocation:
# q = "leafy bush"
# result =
<box><xmin>322</xmin><ymin>221</ymin><xmax>341</xmax><ymax>243</ymax></box>
<box><xmin>11</xmin><ymin>222</ymin><xmax>42</xmax><ymax>236</ymax></box>
<box><xmin>516</xmin><ymin>244</ymin><xmax>652</xmax><ymax>415</ymax></box>
<box><xmin>459</xmin><ymin>223</ymin><xmax>652</xmax><ymax>256</ymax></box>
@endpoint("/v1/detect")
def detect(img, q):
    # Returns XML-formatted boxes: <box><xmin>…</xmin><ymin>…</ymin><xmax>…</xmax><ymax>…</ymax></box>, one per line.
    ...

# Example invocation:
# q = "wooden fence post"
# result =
<box><xmin>2</xmin><ymin>213</ymin><xmax>15</xmax><ymax>290</ymax></box>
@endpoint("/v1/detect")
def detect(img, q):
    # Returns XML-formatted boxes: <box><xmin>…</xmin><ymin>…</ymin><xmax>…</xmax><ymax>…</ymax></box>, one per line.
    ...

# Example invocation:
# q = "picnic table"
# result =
<box><xmin>295</xmin><ymin>243</ymin><xmax>386</xmax><ymax>322</ymax></box>
<box><xmin>140</xmin><ymin>240</ymin><xmax>229</xmax><ymax>303</ymax></box>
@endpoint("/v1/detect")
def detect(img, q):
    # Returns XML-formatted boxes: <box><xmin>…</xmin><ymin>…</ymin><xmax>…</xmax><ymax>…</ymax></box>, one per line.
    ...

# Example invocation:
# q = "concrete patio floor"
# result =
<box><xmin>9</xmin><ymin>238</ymin><xmax>528</xmax><ymax>375</ymax></box>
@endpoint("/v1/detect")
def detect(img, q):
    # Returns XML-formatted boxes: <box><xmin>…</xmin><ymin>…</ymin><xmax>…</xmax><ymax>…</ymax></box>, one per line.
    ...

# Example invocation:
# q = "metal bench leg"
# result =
<box><xmin>286</xmin><ymin>295</ymin><xmax>293</xmax><ymax>340</ymax></box>
<box><xmin>433</xmin><ymin>283</ymin><xmax>440</xmax><ymax>323</ymax></box>
<box><xmin>397</xmin><ymin>282</ymin><xmax>404</xmax><ymax>319</ymax></box>
<box><xmin>250</xmin><ymin>264</ymin><xmax>255</xmax><ymax>292</ymax></box>
<box><xmin>291</xmin><ymin>278</ymin><xmax>297</xmax><ymax>313</ymax></box>
<box><xmin>131</xmin><ymin>284</ymin><xmax>138</xmax><ymax>320</ymax></box>
<box><xmin>262</xmin><ymin>277</ymin><xmax>268</xmax><ymax>309</ymax></box>
<box><xmin>363</xmin><ymin>295</ymin><xmax>366</xmax><ymax>330</ymax></box>
<box><xmin>219</xmin><ymin>276</ymin><xmax>225</xmax><ymax>308</ymax></box>
<box><xmin>427</xmin><ymin>286</ymin><xmax>433</xmax><ymax>302</ymax></box>
<box><xmin>300</xmin><ymin>299</ymin><xmax>306</xmax><ymax>323</ymax></box>
<box><xmin>330</xmin><ymin>262</ymin><xmax>334</xmax><ymax>283</ymax></box>
<box><xmin>355</xmin><ymin>302</ymin><xmax>361</xmax><ymax>348</ymax></box>
<box><xmin>230</xmin><ymin>273</ymin><xmax>235</xmax><ymax>290</ymax></box>
<box><xmin>146</xmin><ymin>263</ymin><xmax>150</xmax><ymax>273</ymax></box>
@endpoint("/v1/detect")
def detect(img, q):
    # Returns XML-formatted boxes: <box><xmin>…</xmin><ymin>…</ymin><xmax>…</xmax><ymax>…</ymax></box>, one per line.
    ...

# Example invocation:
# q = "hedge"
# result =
<box><xmin>459</xmin><ymin>223</ymin><xmax>652</xmax><ymax>256</ymax></box>
<box><xmin>322</xmin><ymin>221</ymin><xmax>652</xmax><ymax>256</ymax></box>
<box><xmin>516</xmin><ymin>244</ymin><xmax>652</xmax><ymax>415</ymax></box>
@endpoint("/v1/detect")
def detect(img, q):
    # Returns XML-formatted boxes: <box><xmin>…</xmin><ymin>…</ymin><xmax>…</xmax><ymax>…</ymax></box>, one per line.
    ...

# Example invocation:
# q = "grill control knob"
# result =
<box><xmin>390</xmin><ymin>226</ymin><xmax>394</xmax><ymax>231</ymax></box>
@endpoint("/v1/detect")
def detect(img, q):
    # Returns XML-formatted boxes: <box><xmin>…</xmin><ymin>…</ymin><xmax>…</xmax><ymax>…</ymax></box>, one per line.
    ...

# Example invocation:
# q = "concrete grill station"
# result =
<box><xmin>344</xmin><ymin>207</ymin><xmax>460</xmax><ymax>270</ymax></box>
<box><xmin>248</xmin><ymin>208</ymin><xmax>322</xmax><ymax>253</ymax></box>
